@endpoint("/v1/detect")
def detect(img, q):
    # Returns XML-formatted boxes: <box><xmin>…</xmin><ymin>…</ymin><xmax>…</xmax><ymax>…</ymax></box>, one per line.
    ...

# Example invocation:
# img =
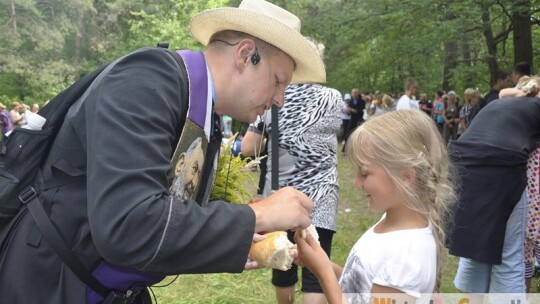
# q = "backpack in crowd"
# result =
<box><xmin>0</xmin><ymin>63</ymin><xmax>109</xmax><ymax>228</ymax></box>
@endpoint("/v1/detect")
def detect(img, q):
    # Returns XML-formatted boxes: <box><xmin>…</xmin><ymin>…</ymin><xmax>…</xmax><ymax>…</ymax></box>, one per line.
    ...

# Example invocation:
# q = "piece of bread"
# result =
<box><xmin>249</xmin><ymin>231</ymin><xmax>294</xmax><ymax>271</ymax></box>
<box><xmin>300</xmin><ymin>224</ymin><xmax>320</xmax><ymax>244</ymax></box>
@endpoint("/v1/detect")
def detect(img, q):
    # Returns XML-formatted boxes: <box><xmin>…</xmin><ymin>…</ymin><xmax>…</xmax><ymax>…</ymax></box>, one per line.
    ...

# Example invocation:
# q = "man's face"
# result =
<box><xmin>235</xmin><ymin>49</ymin><xmax>294</xmax><ymax>123</ymax></box>
<box><xmin>512</xmin><ymin>72</ymin><xmax>520</xmax><ymax>84</ymax></box>
<box><xmin>497</xmin><ymin>77</ymin><xmax>511</xmax><ymax>90</ymax></box>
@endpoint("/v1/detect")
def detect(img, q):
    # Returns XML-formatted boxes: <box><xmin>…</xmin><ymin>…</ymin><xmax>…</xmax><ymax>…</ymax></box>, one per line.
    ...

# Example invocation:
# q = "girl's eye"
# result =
<box><xmin>359</xmin><ymin>169</ymin><xmax>368</xmax><ymax>177</ymax></box>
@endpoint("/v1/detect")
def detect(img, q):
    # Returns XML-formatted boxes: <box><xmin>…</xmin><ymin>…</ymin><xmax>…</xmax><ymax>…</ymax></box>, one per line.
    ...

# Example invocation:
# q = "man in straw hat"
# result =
<box><xmin>0</xmin><ymin>0</ymin><xmax>325</xmax><ymax>303</ymax></box>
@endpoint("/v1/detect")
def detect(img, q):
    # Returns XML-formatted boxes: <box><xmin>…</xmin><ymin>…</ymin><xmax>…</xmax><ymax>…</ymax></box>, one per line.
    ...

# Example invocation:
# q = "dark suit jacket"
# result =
<box><xmin>447</xmin><ymin>97</ymin><xmax>540</xmax><ymax>264</ymax></box>
<box><xmin>0</xmin><ymin>47</ymin><xmax>255</xmax><ymax>303</ymax></box>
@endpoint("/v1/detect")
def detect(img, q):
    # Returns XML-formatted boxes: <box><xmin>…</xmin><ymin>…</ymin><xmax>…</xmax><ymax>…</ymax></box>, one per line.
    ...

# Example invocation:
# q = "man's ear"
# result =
<box><xmin>234</xmin><ymin>39</ymin><xmax>257</xmax><ymax>69</ymax></box>
<box><xmin>401</xmin><ymin>167</ymin><xmax>416</xmax><ymax>188</ymax></box>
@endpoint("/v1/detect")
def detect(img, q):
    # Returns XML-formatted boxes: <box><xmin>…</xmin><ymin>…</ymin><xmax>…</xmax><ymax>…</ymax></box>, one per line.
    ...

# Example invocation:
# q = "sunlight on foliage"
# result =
<box><xmin>210</xmin><ymin>136</ymin><xmax>257</xmax><ymax>204</ymax></box>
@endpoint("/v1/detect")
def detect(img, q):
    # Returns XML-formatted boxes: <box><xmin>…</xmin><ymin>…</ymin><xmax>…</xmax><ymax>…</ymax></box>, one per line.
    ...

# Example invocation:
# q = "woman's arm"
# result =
<box><xmin>499</xmin><ymin>87</ymin><xmax>526</xmax><ymax>98</ymax></box>
<box><xmin>241</xmin><ymin>129</ymin><xmax>265</xmax><ymax>157</ymax></box>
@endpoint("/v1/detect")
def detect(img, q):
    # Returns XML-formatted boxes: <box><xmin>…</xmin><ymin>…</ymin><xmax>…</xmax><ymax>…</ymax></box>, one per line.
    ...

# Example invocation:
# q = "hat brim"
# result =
<box><xmin>189</xmin><ymin>8</ymin><xmax>326</xmax><ymax>84</ymax></box>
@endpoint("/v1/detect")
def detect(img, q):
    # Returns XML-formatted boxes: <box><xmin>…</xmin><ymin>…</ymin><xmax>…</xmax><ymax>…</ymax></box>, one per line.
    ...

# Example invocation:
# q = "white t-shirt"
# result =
<box><xmin>396</xmin><ymin>95</ymin><xmax>420</xmax><ymax>111</ymax></box>
<box><xmin>339</xmin><ymin>215</ymin><xmax>436</xmax><ymax>304</ymax></box>
<box><xmin>341</xmin><ymin>101</ymin><xmax>352</xmax><ymax>120</ymax></box>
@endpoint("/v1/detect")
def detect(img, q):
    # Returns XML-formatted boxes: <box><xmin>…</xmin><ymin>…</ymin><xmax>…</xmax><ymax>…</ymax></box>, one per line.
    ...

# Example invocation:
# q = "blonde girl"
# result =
<box><xmin>296</xmin><ymin>110</ymin><xmax>456</xmax><ymax>304</ymax></box>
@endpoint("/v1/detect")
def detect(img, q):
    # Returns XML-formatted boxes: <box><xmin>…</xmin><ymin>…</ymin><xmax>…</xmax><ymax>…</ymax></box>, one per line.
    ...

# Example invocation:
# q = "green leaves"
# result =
<box><xmin>210</xmin><ymin>138</ymin><xmax>257</xmax><ymax>204</ymax></box>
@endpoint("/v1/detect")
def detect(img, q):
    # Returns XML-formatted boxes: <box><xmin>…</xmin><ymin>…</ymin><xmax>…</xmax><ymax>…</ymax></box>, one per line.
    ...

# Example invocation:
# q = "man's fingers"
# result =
<box><xmin>244</xmin><ymin>260</ymin><xmax>260</xmax><ymax>270</ymax></box>
<box><xmin>252</xmin><ymin>233</ymin><xmax>266</xmax><ymax>242</ymax></box>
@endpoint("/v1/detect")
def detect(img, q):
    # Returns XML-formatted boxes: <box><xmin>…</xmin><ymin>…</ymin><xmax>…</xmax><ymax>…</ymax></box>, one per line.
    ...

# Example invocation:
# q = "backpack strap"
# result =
<box><xmin>19</xmin><ymin>185</ymin><xmax>110</xmax><ymax>298</ymax></box>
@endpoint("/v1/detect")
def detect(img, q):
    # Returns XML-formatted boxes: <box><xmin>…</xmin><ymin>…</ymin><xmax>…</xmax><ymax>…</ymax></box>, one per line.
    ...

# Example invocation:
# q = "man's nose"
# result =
<box><xmin>273</xmin><ymin>93</ymin><xmax>285</xmax><ymax>108</ymax></box>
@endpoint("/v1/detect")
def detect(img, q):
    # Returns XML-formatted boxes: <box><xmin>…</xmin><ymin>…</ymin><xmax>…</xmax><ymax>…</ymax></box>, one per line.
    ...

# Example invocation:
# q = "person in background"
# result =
<box><xmin>363</xmin><ymin>94</ymin><xmax>372</xmax><ymax>121</ymax></box>
<box><xmin>381</xmin><ymin>94</ymin><xmax>396</xmax><ymax>112</ymax></box>
<box><xmin>295</xmin><ymin>110</ymin><xmax>456</xmax><ymax>304</ymax></box>
<box><xmin>340</xmin><ymin>93</ymin><xmax>352</xmax><ymax>144</ymax></box>
<box><xmin>418</xmin><ymin>93</ymin><xmax>432</xmax><ymax>116</ymax></box>
<box><xmin>368</xmin><ymin>94</ymin><xmax>385</xmax><ymax>118</ymax></box>
<box><xmin>512</xmin><ymin>62</ymin><xmax>532</xmax><ymax>86</ymax></box>
<box><xmin>447</xmin><ymin>90</ymin><xmax>540</xmax><ymax>302</ymax></box>
<box><xmin>342</xmin><ymin>88</ymin><xmax>365</xmax><ymax>154</ymax></box>
<box><xmin>0</xmin><ymin>103</ymin><xmax>13</xmax><ymax>136</ymax></box>
<box><xmin>9</xmin><ymin>101</ymin><xmax>23</xmax><ymax>127</ymax></box>
<box><xmin>442</xmin><ymin>91</ymin><xmax>461</xmax><ymax>144</ymax></box>
<box><xmin>458</xmin><ymin>88</ymin><xmax>480</xmax><ymax>137</ymax></box>
<box><xmin>396</xmin><ymin>78</ymin><xmax>420</xmax><ymax>110</ymax></box>
<box><xmin>32</xmin><ymin>103</ymin><xmax>40</xmax><ymax>113</ymax></box>
<box><xmin>480</xmin><ymin>70</ymin><xmax>510</xmax><ymax>108</ymax></box>
<box><xmin>432</xmin><ymin>90</ymin><xmax>445</xmax><ymax>132</ymax></box>
<box><xmin>498</xmin><ymin>75</ymin><xmax>540</xmax><ymax>291</ymax></box>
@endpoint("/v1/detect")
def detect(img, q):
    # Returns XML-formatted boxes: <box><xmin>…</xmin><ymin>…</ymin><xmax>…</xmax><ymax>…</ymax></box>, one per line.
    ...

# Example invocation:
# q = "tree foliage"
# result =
<box><xmin>1</xmin><ymin>0</ymin><xmax>540</xmax><ymax>104</ymax></box>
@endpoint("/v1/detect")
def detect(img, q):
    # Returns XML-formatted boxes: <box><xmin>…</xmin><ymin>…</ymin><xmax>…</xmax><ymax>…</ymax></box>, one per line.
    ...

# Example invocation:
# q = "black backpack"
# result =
<box><xmin>0</xmin><ymin>45</ymin><xmax>182</xmax><ymax>303</ymax></box>
<box><xmin>0</xmin><ymin>63</ymin><xmax>109</xmax><ymax>228</ymax></box>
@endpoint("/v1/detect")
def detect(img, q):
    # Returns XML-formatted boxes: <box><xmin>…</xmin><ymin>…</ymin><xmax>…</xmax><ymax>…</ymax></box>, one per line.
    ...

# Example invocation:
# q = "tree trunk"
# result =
<box><xmin>512</xmin><ymin>1</ymin><xmax>532</xmax><ymax>70</ymax></box>
<box><xmin>8</xmin><ymin>1</ymin><xmax>17</xmax><ymax>35</ymax></box>
<box><xmin>461</xmin><ymin>39</ymin><xmax>473</xmax><ymax>87</ymax></box>
<box><xmin>74</xmin><ymin>16</ymin><xmax>84</xmax><ymax>62</ymax></box>
<box><xmin>480</xmin><ymin>3</ymin><xmax>499</xmax><ymax>84</ymax></box>
<box><xmin>442</xmin><ymin>41</ymin><xmax>457</xmax><ymax>91</ymax></box>
<box><xmin>17</xmin><ymin>75</ymin><xmax>25</xmax><ymax>101</ymax></box>
<box><xmin>442</xmin><ymin>4</ymin><xmax>457</xmax><ymax>92</ymax></box>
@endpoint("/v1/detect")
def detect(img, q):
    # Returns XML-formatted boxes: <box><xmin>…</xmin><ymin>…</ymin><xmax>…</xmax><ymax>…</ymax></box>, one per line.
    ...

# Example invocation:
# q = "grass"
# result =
<box><xmin>150</xmin><ymin>147</ymin><xmax>537</xmax><ymax>303</ymax></box>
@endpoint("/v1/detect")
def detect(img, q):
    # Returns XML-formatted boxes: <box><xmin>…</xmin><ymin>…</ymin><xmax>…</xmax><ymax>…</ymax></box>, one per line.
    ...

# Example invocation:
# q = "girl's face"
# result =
<box><xmin>354</xmin><ymin>163</ymin><xmax>401</xmax><ymax>212</ymax></box>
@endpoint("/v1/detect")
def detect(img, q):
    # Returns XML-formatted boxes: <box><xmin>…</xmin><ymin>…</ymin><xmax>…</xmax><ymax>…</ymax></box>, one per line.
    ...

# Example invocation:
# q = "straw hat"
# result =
<box><xmin>189</xmin><ymin>0</ymin><xmax>326</xmax><ymax>84</ymax></box>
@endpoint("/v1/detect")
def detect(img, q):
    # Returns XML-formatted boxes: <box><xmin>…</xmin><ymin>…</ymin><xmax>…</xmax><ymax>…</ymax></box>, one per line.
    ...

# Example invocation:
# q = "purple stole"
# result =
<box><xmin>86</xmin><ymin>50</ymin><xmax>217</xmax><ymax>304</ymax></box>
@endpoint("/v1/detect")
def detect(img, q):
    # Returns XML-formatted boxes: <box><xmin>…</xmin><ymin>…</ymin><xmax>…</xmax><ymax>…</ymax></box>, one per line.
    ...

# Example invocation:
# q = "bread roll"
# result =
<box><xmin>300</xmin><ymin>224</ymin><xmax>319</xmax><ymax>244</ymax></box>
<box><xmin>249</xmin><ymin>231</ymin><xmax>294</xmax><ymax>271</ymax></box>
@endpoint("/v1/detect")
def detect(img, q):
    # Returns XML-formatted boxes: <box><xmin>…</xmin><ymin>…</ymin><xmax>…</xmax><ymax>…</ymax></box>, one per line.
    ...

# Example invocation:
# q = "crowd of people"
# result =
<box><xmin>0</xmin><ymin>101</ymin><xmax>40</xmax><ymax>136</ymax></box>
<box><xmin>339</xmin><ymin>71</ymin><xmax>514</xmax><ymax>147</ymax></box>
<box><xmin>0</xmin><ymin>0</ymin><xmax>539</xmax><ymax>303</ymax></box>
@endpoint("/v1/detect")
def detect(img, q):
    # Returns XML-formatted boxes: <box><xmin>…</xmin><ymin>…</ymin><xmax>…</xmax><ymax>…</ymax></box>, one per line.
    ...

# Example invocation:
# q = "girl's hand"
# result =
<box><xmin>294</xmin><ymin>230</ymin><xmax>331</xmax><ymax>277</ymax></box>
<box><xmin>295</xmin><ymin>231</ymin><xmax>345</xmax><ymax>304</ymax></box>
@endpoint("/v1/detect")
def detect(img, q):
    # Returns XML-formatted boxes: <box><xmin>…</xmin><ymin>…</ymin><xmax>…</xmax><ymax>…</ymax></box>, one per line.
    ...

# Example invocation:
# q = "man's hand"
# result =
<box><xmin>249</xmin><ymin>187</ymin><xmax>313</xmax><ymax>233</ymax></box>
<box><xmin>244</xmin><ymin>233</ymin><xmax>266</xmax><ymax>270</ymax></box>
